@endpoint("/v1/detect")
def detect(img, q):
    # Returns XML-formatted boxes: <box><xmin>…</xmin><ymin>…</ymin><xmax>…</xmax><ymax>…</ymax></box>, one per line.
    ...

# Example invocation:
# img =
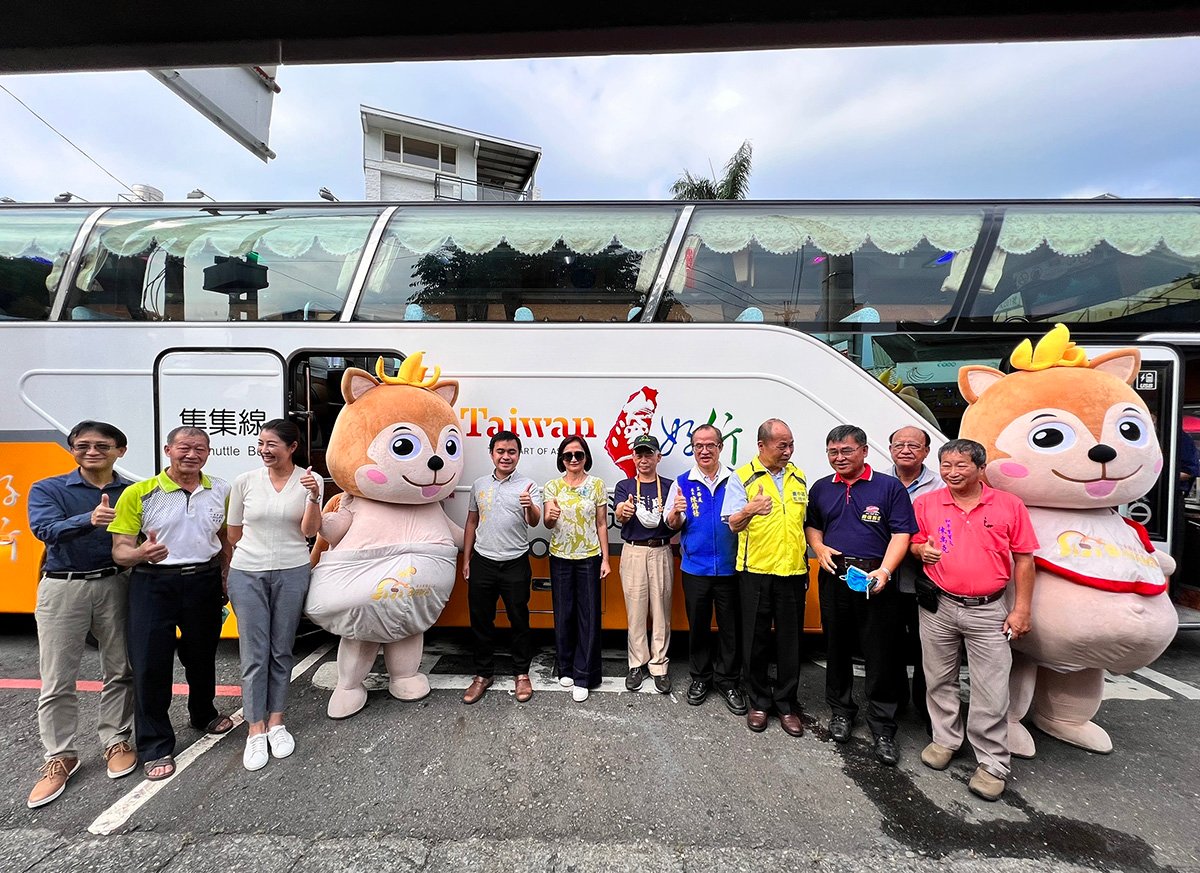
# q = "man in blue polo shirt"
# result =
<box><xmin>806</xmin><ymin>424</ymin><xmax>916</xmax><ymax>766</ymax></box>
<box><xmin>26</xmin><ymin>421</ymin><xmax>136</xmax><ymax>808</ymax></box>
<box><xmin>663</xmin><ymin>424</ymin><xmax>746</xmax><ymax>716</ymax></box>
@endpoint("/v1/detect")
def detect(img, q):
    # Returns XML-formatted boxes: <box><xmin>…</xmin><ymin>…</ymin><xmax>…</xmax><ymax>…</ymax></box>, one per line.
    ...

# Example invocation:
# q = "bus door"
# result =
<box><xmin>155</xmin><ymin>349</ymin><xmax>286</xmax><ymax>483</ymax></box>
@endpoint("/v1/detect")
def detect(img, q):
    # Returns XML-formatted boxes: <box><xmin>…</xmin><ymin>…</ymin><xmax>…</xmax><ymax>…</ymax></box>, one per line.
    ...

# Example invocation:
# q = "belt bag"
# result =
<box><xmin>914</xmin><ymin>573</ymin><xmax>939</xmax><ymax>613</ymax></box>
<box><xmin>833</xmin><ymin>555</ymin><xmax>881</xmax><ymax>574</ymax></box>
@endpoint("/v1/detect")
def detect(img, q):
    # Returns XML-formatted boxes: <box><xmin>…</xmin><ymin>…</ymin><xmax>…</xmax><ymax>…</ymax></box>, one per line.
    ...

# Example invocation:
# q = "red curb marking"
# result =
<box><xmin>0</xmin><ymin>678</ymin><xmax>242</xmax><ymax>696</ymax></box>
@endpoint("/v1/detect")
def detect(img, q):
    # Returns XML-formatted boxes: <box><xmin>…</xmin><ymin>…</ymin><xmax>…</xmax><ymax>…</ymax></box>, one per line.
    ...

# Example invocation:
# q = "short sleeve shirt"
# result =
<box><xmin>805</xmin><ymin>466</ymin><xmax>917</xmax><ymax>559</ymax></box>
<box><xmin>109</xmin><ymin>471</ymin><xmax>230</xmax><ymax>564</ymax></box>
<box><xmin>227</xmin><ymin>467</ymin><xmax>320</xmax><ymax>572</ymax></box>
<box><xmin>613</xmin><ymin>475</ymin><xmax>674</xmax><ymax>542</ymax></box>
<box><xmin>912</xmin><ymin>484</ymin><xmax>1039</xmax><ymax>597</ymax></box>
<box><xmin>468</xmin><ymin>471</ymin><xmax>542</xmax><ymax>560</ymax></box>
<box><xmin>543</xmin><ymin>476</ymin><xmax>607</xmax><ymax>560</ymax></box>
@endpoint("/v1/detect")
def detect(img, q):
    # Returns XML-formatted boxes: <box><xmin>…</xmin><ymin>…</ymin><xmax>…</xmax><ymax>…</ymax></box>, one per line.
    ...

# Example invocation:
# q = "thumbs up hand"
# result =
<box><xmin>616</xmin><ymin>493</ymin><xmax>637</xmax><ymax>523</ymax></box>
<box><xmin>673</xmin><ymin>489</ymin><xmax>687</xmax><ymax>515</ymax></box>
<box><xmin>141</xmin><ymin>529</ymin><xmax>170</xmax><ymax>564</ymax></box>
<box><xmin>544</xmin><ymin>497</ymin><xmax>561</xmax><ymax>525</ymax></box>
<box><xmin>746</xmin><ymin>483</ymin><xmax>773</xmax><ymax>516</ymax></box>
<box><xmin>300</xmin><ymin>466</ymin><xmax>320</xmax><ymax>499</ymax></box>
<box><xmin>91</xmin><ymin>493</ymin><xmax>116</xmax><ymax>527</ymax></box>
<box><xmin>518</xmin><ymin>482</ymin><xmax>534</xmax><ymax>508</ymax></box>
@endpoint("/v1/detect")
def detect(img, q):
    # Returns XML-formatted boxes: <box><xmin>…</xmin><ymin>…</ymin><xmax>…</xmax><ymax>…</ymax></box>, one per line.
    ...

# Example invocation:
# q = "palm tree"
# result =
<box><xmin>669</xmin><ymin>140</ymin><xmax>753</xmax><ymax>200</ymax></box>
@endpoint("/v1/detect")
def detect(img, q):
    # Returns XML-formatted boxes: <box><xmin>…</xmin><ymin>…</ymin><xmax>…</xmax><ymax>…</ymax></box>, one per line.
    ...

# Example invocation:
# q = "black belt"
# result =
<box><xmin>44</xmin><ymin>566</ymin><xmax>121</xmax><ymax>581</ymax></box>
<box><xmin>937</xmin><ymin>587</ymin><xmax>1005</xmax><ymax>607</ymax></box>
<box><xmin>136</xmin><ymin>558</ymin><xmax>220</xmax><ymax>576</ymax></box>
<box><xmin>625</xmin><ymin>538</ymin><xmax>670</xmax><ymax>548</ymax></box>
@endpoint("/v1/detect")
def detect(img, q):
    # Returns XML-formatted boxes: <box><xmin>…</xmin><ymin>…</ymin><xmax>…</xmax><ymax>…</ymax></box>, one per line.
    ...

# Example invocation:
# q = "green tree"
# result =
<box><xmin>669</xmin><ymin>140</ymin><xmax>753</xmax><ymax>200</ymax></box>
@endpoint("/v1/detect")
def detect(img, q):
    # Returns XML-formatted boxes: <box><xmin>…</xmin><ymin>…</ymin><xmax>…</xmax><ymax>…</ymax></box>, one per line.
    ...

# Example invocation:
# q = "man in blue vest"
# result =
<box><xmin>664</xmin><ymin>424</ymin><xmax>746</xmax><ymax>716</ymax></box>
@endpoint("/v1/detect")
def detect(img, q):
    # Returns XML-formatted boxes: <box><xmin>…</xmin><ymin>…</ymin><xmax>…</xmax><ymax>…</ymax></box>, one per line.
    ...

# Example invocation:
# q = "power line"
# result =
<box><xmin>0</xmin><ymin>83</ymin><xmax>136</xmax><ymax>197</ymax></box>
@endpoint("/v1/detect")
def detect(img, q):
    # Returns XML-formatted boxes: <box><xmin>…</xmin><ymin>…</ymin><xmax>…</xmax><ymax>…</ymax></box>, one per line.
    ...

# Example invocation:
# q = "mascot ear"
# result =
<box><xmin>1089</xmin><ymin>348</ymin><xmax>1140</xmax><ymax>386</ymax></box>
<box><xmin>959</xmin><ymin>366</ymin><xmax>1006</xmax><ymax>405</ymax></box>
<box><xmin>341</xmin><ymin>368</ymin><xmax>380</xmax><ymax>404</ymax></box>
<box><xmin>430</xmin><ymin>379</ymin><xmax>459</xmax><ymax>407</ymax></box>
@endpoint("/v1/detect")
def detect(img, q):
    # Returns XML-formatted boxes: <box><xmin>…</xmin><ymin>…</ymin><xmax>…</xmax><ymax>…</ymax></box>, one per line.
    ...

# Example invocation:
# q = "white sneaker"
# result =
<box><xmin>267</xmin><ymin>725</ymin><xmax>295</xmax><ymax>759</ymax></box>
<box><xmin>559</xmin><ymin>676</ymin><xmax>574</xmax><ymax>687</ymax></box>
<box><xmin>571</xmin><ymin>686</ymin><xmax>589</xmax><ymax>702</ymax></box>
<box><xmin>243</xmin><ymin>734</ymin><xmax>269</xmax><ymax>771</ymax></box>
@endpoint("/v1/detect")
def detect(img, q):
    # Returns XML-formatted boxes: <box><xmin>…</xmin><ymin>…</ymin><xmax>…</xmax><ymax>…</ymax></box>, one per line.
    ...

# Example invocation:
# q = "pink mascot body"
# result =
<box><xmin>305</xmin><ymin>353</ymin><xmax>464</xmax><ymax>718</ymax></box>
<box><xmin>958</xmin><ymin>324</ymin><xmax>1177</xmax><ymax>755</ymax></box>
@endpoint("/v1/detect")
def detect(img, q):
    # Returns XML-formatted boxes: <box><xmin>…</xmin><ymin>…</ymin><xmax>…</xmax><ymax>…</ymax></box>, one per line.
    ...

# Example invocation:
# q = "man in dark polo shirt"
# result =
<box><xmin>26</xmin><ymin>420</ymin><xmax>136</xmax><ymax>808</ymax></box>
<box><xmin>806</xmin><ymin>424</ymin><xmax>916</xmax><ymax>766</ymax></box>
<box><xmin>110</xmin><ymin>426</ymin><xmax>233</xmax><ymax>781</ymax></box>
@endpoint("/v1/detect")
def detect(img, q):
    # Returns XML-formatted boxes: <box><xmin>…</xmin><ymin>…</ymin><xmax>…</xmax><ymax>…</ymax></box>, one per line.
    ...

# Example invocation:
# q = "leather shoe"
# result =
<box><xmin>746</xmin><ymin>708</ymin><xmax>768</xmax><ymax>732</ymax></box>
<box><xmin>829</xmin><ymin>715</ymin><xmax>852</xmax><ymax>743</ymax></box>
<box><xmin>874</xmin><ymin>735</ymin><xmax>899</xmax><ymax>767</ymax></box>
<box><xmin>686</xmin><ymin>679</ymin><xmax>709</xmax><ymax>706</ymax></box>
<box><xmin>721</xmin><ymin>687</ymin><xmax>748</xmax><ymax>716</ymax></box>
<box><xmin>514</xmin><ymin>674</ymin><xmax>533</xmax><ymax>703</ymax></box>
<box><xmin>780</xmin><ymin>713</ymin><xmax>805</xmax><ymax>737</ymax></box>
<box><xmin>462</xmin><ymin>675</ymin><xmax>493</xmax><ymax>704</ymax></box>
<box><xmin>625</xmin><ymin>665</ymin><xmax>647</xmax><ymax>691</ymax></box>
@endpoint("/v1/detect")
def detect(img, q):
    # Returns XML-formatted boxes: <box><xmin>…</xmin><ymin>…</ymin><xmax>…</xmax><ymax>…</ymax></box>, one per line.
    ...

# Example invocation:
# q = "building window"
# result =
<box><xmin>383</xmin><ymin>133</ymin><xmax>457</xmax><ymax>174</ymax></box>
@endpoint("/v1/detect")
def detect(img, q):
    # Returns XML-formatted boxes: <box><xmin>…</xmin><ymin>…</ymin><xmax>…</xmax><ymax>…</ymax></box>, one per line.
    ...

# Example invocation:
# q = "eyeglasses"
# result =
<box><xmin>560</xmin><ymin>451</ymin><xmax>586</xmax><ymax>462</ymax></box>
<box><xmin>691</xmin><ymin>442</ymin><xmax>720</xmax><ymax>452</ymax></box>
<box><xmin>72</xmin><ymin>442</ymin><xmax>116</xmax><ymax>453</ymax></box>
<box><xmin>889</xmin><ymin>442</ymin><xmax>925</xmax><ymax>451</ymax></box>
<box><xmin>826</xmin><ymin>447</ymin><xmax>863</xmax><ymax>458</ymax></box>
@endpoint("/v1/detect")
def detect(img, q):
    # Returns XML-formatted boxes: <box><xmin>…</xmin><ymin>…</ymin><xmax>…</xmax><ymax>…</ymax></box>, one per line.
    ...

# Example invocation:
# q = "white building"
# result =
<box><xmin>360</xmin><ymin>105</ymin><xmax>541</xmax><ymax>202</ymax></box>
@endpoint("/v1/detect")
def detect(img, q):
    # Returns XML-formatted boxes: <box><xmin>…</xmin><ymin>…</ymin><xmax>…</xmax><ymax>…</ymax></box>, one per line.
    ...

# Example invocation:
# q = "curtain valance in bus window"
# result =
<box><xmin>0</xmin><ymin>209</ymin><xmax>90</xmax><ymax>320</ymax></box>
<box><xmin>380</xmin><ymin>207</ymin><xmax>677</xmax><ymax>255</ymax></box>
<box><xmin>996</xmin><ymin>209</ymin><xmax>1200</xmax><ymax>257</ymax></box>
<box><xmin>683</xmin><ymin>210</ymin><xmax>985</xmax><ymax>255</ymax></box>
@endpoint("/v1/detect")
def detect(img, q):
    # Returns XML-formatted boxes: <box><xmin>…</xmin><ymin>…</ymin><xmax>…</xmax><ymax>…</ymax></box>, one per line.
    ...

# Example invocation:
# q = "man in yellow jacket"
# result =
<box><xmin>721</xmin><ymin>418</ymin><xmax>808</xmax><ymax>737</ymax></box>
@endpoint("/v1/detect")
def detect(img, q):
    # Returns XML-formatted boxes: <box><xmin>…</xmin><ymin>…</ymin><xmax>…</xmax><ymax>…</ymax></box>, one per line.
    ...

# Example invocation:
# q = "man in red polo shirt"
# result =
<box><xmin>911</xmin><ymin>438</ymin><xmax>1037</xmax><ymax>801</ymax></box>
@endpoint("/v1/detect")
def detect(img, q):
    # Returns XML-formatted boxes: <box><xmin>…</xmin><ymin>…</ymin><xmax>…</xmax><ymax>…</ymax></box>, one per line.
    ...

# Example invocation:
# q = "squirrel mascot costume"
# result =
<box><xmin>305</xmin><ymin>353</ymin><xmax>464</xmax><ymax>718</ymax></box>
<box><xmin>958</xmin><ymin>324</ymin><xmax>1177</xmax><ymax>755</ymax></box>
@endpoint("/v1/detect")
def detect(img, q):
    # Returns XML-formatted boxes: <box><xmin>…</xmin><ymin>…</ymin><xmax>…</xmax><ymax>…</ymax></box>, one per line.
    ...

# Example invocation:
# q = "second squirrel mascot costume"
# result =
<box><xmin>305</xmin><ymin>353</ymin><xmax>464</xmax><ymax>719</ymax></box>
<box><xmin>958</xmin><ymin>324</ymin><xmax>1177</xmax><ymax>756</ymax></box>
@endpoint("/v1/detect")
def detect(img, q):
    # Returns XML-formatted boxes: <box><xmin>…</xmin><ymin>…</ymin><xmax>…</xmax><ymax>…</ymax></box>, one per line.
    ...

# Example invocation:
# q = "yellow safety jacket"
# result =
<box><xmin>734</xmin><ymin>458</ymin><xmax>808</xmax><ymax>576</ymax></box>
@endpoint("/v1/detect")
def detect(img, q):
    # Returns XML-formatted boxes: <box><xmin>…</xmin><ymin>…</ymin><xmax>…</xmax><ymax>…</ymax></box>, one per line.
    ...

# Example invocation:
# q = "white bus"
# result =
<box><xmin>2</xmin><ymin>198</ymin><xmax>1197</xmax><ymax>629</ymax></box>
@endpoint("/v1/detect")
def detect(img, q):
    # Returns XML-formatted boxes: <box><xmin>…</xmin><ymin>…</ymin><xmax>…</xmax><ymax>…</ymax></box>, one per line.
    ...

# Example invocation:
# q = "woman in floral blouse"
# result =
<box><xmin>542</xmin><ymin>436</ymin><xmax>610</xmax><ymax>702</ymax></box>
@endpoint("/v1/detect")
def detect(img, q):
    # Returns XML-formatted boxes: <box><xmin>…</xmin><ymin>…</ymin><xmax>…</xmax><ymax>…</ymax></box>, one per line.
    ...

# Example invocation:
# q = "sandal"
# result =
<box><xmin>198</xmin><ymin>715</ymin><xmax>235</xmax><ymax>735</ymax></box>
<box><xmin>143</xmin><ymin>755</ymin><xmax>176</xmax><ymax>781</ymax></box>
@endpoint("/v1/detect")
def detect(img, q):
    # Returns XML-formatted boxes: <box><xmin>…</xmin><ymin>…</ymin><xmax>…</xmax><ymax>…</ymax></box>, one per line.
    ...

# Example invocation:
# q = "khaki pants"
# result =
<box><xmin>919</xmin><ymin>596</ymin><xmax>1012</xmax><ymax>778</ymax></box>
<box><xmin>619</xmin><ymin>544</ymin><xmax>673</xmax><ymax>675</ymax></box>
<box><xmin>35</xmin><ymin>572</ymin><xmax>134</xmax><ymax>760</ymax></box>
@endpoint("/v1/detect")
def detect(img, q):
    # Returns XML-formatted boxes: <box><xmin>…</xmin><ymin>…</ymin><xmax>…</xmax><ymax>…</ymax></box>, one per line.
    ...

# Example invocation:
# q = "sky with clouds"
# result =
<box><xmin>0</xmin><ymin>36</ymin><xmax>1197</xmax><ymax>204</ymax></box>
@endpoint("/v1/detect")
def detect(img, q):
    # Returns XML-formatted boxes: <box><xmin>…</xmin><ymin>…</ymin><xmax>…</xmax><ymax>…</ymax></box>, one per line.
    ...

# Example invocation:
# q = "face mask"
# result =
<box><xmin>636</xmin><ymin>502</ymin><xmax>663</xmax><ymax>528</ymax></box>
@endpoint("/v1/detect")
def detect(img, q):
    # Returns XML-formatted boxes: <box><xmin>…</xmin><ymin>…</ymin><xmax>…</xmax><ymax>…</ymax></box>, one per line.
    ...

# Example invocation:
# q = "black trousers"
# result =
<box><xmin>818</xmin><ymin>567</ymin><xmax>901</xmax><ymax>739</ymax></box>
<box><xmin>896</xmin><ymin>590</ymin><xmax>927</xmax><ymax>710</ymax></box>
<box><xmin>127</xmin><ymin>566</ymin><xmax>223</xmax><ymax>762</ymax></box>
<box><xmin>740</xmin><ymin>571</ymin><xmax>804</xmax><ymax>715</ymax></box>
<box><xmin>467</xmin><ymin>550</ymin><xmax>533</xmax><ymax>677</ymax></box>
<box><xmin>549</xmin><ymin>555</ymin><xmax>603</xmax><ymax>688</ymax></box>
<box><xmin>683</xmin><ymin>572</ymin><xmax>741</xmax><ymax>690</ymax></box>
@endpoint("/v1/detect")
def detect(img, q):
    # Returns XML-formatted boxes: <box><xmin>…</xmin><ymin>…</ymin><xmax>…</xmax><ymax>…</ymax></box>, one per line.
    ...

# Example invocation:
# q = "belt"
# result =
<box><xmin>136</xmin><ymin>558</ymin><xmax>220</xmax><ymax>576</ymax></box>
<box><xmin>937</xmin><ymin>587</ymin><xmax>1006</xmax><ymax>607</ymax></box>
<box><xmin>625</xmin><ymin>538</ymin><xmax>670</xmax><ymax>548</ymax></box>
<box><xmin>44</xmin><ymin>566</ymin><xmax>121</xmax><ymax>581</ymax></box>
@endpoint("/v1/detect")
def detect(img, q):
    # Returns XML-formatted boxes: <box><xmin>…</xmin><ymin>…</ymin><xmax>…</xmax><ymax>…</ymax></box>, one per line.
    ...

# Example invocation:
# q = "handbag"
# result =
<box><xmin>914</xmin><ymin>573</ymin><xmax>940</xmax><ymax>613</ymax></box>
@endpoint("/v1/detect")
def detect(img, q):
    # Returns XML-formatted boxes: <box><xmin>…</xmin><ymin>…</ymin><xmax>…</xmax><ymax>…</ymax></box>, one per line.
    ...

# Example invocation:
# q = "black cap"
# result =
<box><xmin>631</xmin><ymin>434</ymin><xmax>661</xmax><ymax>452</ymax></box>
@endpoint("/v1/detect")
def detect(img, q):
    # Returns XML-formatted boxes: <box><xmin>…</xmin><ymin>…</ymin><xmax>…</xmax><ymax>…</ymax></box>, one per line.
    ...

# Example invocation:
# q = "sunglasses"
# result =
<box><xmin>560</xmin><ymin>451</ymin><xmax>587</xmax><ymax>462</ymax></box>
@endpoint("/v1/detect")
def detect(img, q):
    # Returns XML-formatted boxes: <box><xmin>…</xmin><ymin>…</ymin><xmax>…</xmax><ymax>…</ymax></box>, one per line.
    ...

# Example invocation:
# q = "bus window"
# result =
<box><xmin>967</xmin><ymin>204</ymin><xmax>1200</xmax><ymax>329</ymax></box>
<box><xmin>0</xmin><ymin>208</ymin><xmax>90</xmax><ymax>320</ymax></box>
<box><xmin>353</xmin><ymin>204</ymin><xmax>680</xmax><ymax>322</ymax></box>
<box><xmin>62</xmin><ymin>206</ymin><xmax>381</xmax><ymax>322</ymax></box>
<box><xmin>659</xmin><ymin>205</ymin><xmax>984</xmax><ymax>327</ymax></box>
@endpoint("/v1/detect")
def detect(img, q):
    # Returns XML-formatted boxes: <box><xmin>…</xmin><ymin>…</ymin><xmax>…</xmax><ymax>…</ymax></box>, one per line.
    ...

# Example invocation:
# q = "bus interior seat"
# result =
<box><xmin>513</xmin><ymin>306</ymin><xmax>534</xmax><ymax>321</ymax></box>
<box><xmin>404</xmin><ymin>303</ymin><xmax>430</xmax><ymax>321</ymax></box>
<box><xmin>735</xmin><ymin>307</ymin><xmax>764</xmax><ymax>322</ymax></box>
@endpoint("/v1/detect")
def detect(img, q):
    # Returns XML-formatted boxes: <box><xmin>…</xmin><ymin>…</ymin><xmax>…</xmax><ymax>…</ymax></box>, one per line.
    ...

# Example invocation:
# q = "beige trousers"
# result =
<box><xmin>35</xmin><ymin>572</ymin><xmax>135</xmax><ymax>759</ymax></box>
<box><xmin>919</xmin><ymin>596</ymin><xmax>1012</xmax><ymax>779</ymax></box>
<box><xmin>620</xmin><ymin>544</ymin><xmax>673</xmax><ymax>675</ymax></box>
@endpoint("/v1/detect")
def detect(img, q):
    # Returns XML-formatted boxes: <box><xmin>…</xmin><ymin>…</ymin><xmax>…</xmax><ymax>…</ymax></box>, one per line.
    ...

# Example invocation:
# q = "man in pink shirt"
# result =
<box><xmin>911</xmin><ymin>438</ymin><xmax>1037</xmax><ymax>801</ymax></box>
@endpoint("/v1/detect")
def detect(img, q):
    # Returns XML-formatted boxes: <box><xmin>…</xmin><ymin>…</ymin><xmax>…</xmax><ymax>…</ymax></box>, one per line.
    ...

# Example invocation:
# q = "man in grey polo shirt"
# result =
<box><xmin>462</xmin><ymin>430</ymin><xmax>543</xmax><ymax>704</ymax></box>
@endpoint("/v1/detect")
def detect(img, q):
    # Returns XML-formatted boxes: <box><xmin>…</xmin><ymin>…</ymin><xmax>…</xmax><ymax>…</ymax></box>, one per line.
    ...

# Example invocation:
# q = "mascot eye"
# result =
<box><xmin>390</xmin><ymin>434</ymin><xmax>423</xmax><ymax>459</ymax></box>
<box><xmin>1116</xmin><ymin>416</ymin><xmax>1149</xmax><ymax>447</ymax></box>
<box><xmin>443</xmin><ymin>437</ymin><xmax>462</xmax><ymax>459</ymax></box>
<box><xmin>1028</xmin><ymin>423</ymin><xmax>1076</xmax><ymax>453</ymax></box>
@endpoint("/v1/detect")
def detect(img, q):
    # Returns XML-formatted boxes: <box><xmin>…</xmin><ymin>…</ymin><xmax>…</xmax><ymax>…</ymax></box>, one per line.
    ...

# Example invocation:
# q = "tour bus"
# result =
<box><xmin>1</xmin><ymin>198</ymin><xmax>1197</xmax><ymax>634</ymax></box>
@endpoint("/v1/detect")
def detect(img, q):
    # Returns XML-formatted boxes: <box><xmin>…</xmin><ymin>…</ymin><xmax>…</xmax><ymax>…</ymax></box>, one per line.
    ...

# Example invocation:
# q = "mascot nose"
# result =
<box><xmin>1088</xmin><ymin>444</ymin><xmax>1117</xmax><ymax>464</ymax></box>
<box><xmin>427</xmin><ymin>455</ymin><xmax>445</xmax><ymax>472</ymax></box>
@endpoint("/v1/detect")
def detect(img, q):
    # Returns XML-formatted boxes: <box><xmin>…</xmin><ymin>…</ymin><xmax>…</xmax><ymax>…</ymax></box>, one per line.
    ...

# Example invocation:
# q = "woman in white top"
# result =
<box><xmin>226</xmin><ymin>419</ymin><xmax>321</xmax><ymax>771</ymax></box>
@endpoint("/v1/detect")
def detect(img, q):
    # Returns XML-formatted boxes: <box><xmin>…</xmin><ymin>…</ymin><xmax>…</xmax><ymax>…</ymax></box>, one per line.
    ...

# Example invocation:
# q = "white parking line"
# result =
<box><xmin>87</xmin><ymin>640</ymin><xmax>335</xmax><ymax>836</ymax></box>
<box><xmin>1133</xmin><ymin>666</ymin><xmax>1200</xmax><ymax>700</ymax></box>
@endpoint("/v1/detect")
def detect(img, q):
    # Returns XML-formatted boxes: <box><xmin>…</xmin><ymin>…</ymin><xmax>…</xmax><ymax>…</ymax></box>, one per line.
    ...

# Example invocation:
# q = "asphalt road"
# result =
<box><xmin>1</xmin><ymin>617</ymin><xmax>1198</xmax><ymax>873</ymax></box>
